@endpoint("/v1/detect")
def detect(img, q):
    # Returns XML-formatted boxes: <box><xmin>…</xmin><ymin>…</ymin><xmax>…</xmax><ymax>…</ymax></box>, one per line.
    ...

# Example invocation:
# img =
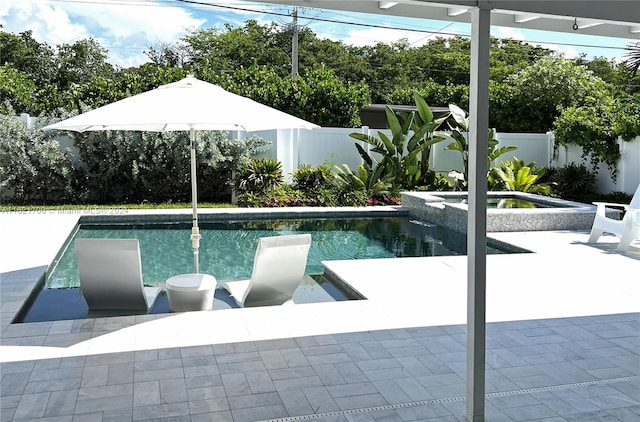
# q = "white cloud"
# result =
<box><xmin>318</xmin><ymin>26</ymin><xmax>458</xmax><ymax>48</ymax></box>
<box><xmin>0</xmin><ymin>0</ymin><xmax>206</xmax><ymax>67</ymax></box>
<box><xmin>493</xmin><ymin>26</ymin><xmax>526</xmax><ymax>41</ymax></box>
<box><xmin>544</xmin><ymin>43</ymin><xmax>580</xmax><ymax>58</ymax></box>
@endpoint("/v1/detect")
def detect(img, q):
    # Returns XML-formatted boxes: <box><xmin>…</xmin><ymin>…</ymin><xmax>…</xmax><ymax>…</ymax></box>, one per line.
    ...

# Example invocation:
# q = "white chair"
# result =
<box><xmin>75</xmin><ymin>238</ymin><xmax>160</xmax><ymax>312</ymax></box>
<box><xmin>588</xmin><ymin>184</ymin><xmax>640</xmax><ymax>251</ymax></box>
<box><xmin>220</xmin><ymin>234</ymin><xmax>312</xmax><ymax>307</ymax></box>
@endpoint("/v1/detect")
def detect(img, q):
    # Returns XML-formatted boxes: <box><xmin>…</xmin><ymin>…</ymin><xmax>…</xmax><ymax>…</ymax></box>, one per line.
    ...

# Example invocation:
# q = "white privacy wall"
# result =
<box><xmin>19</xmin><ymin>109</ymin><xmax>640</xmax><ymax>195</ymax></box>
<box><xmin>253</xmin><ymin>127</ymin><xmax>639</xmax><ymax>195</ymax></box>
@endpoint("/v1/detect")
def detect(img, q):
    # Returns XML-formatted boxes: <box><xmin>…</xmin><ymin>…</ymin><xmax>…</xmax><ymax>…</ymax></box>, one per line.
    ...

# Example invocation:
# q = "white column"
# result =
<box><xmin>466</xmin><ymin>5</ymin><xmax>491</xmax><ymax>422</ymax></box>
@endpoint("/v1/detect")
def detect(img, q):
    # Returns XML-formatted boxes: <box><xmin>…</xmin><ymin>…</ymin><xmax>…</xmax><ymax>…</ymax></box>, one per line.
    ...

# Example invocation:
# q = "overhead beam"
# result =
<box><xmin>448</xmin><ymin>7</ymin><xmax>468</xmax><ymax>17</ymax></box>
<box><xmin>574</xmin><ymin>19</ymin><xmax>603</xmax><ymax>30</ymax></box>
<box><xmin>514</xmin><ymin>14</ymin><xmax>538</xmax><ymax>23</ymax></box>
<box><xmin>379</xmin><ymin>1</ymin><xmax>398</xmax><ymax>10</ymax></box>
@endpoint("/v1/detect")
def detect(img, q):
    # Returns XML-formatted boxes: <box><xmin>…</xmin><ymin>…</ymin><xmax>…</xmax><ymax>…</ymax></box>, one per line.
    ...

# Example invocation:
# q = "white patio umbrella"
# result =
<box><xmin>44</xmin><ymin>75</ymin><xmax>319</xmax><ymax>273</ymax></box>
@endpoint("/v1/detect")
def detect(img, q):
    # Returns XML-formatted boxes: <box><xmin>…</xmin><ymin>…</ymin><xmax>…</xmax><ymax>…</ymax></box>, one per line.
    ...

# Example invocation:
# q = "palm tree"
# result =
<box><xmin>624</xmin><ymin>41</ymin><xmax>640</xmax><ymax>77</ymax></box>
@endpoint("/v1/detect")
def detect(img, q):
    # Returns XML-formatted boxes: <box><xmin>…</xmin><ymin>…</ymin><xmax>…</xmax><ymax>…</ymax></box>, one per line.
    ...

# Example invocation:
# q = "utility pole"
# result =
<box><xmin>291</xmin><ymin>7</ymin><xmax>299</xmax><ymax>79</ymax></box>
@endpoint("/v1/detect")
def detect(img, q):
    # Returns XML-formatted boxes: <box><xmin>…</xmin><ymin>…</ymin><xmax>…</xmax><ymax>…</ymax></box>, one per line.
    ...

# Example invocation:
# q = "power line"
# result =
<box><xmin>170</xmin><ymin>1</ymin><xmax>629</xmax><ymax>54</ymax></box>
<box><xmin>43</xmin><ymin>0</ymin><xmax>631</xmax><ymax>57</ymax></box>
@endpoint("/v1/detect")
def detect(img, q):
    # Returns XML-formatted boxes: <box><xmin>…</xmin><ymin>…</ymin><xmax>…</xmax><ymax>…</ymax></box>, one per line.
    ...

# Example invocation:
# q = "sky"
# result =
<box><xmin>0</xmin><ymin>0</ymin><xmax>634</xmax><ymax>68</ymax></box>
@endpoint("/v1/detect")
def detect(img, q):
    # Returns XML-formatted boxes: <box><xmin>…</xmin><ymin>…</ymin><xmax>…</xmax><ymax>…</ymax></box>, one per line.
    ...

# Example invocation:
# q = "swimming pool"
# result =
<box><xmin>47</xmin><ymin>216</ymin><xmax>525</xmax><ymax>289</ymax></box>
<box><xmin>17</xmin><ymin>215</ymin><xmax>527</xmax><ymax>322</ymax></box>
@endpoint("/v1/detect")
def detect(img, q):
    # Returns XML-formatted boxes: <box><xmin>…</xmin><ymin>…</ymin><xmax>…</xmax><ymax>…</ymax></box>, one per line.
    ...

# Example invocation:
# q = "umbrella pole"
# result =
<box><xmin>189</xmin><ymin>128</ymin><xmax>201</xmax><ymax>273</ymax></box>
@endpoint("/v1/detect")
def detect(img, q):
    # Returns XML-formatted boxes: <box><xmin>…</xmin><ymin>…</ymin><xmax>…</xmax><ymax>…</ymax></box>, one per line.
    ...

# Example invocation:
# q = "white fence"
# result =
<box><xmin>253</xmin><ymin>127</ymin><xmax>640</xmax><ymax>195</ymax></box>
<box><xmin>14</xmin><ymin>113</ymin><xmax>640</xmax><ymax>195</ymax></box>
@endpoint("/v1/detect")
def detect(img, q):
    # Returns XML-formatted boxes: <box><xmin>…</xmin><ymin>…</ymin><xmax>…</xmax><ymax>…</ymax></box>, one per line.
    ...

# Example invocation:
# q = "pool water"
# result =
<box><xmin>47</xmin><ymin>216</ymin><xmax>521</xmax><ymax>289</ymax></box>
<box><xmin>17</xmin><ymin>216</ymin><xmax>526</xmax><ymax>323</ymax></box>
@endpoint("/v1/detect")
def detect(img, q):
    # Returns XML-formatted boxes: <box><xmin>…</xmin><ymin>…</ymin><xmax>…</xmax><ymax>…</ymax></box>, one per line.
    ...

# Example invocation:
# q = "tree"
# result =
<box><xmin>54</xmin><ymin>38</ymin><xmax>114</xmax><ymax>90</ymax></box>
<box><xmin>623</xmin><ymin>41</ymin><xmax>640</xmax><ymax>77</ymax></box>
<box><xmin>0</xmin><ymin>66</ymin><xmax>36</xmax><ymax>114</ymax></box>
<box><xmin>182</xmin><ymin>21</ymin><xmax>291</xmax><ymax>74</ymax></box>
<box><xmin>202</xmin><ymin>64</ymin><xmax>368</xmax><ymax>127</ymax></box>
<box><xmin>498</xmin><ymin>57</ymin><xmax>613</xmax><ymax>132</ymax></box>
<box><xmin>0</xmin><ymin>30</ymin><xmax>56</xmax><ymax>86</ymax></box>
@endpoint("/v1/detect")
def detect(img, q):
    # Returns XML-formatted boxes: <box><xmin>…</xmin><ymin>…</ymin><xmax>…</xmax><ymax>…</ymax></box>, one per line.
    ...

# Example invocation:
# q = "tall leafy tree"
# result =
<box><xmin>0</xmin><ymin>30</ymin><xmax>56</xmax><ymax>85</ymax></box>
<box><xmin>499</xmin><ymin>57</ymin><xmax>613</xmax><ymax>132</ymax></box>
<box><xmin>182</xmin><ymin>20</ymin><xmax>291</xmax><ymax>74</ymax></box>
<box><xmin>0</xmin><ymin>66</ymin><xmax>36</xmax><ymax>114</ymax></box>
<box><xmin>54</xmin><ymin>38</ymin><xmax>114</xmax><ymax>90</ymax></box>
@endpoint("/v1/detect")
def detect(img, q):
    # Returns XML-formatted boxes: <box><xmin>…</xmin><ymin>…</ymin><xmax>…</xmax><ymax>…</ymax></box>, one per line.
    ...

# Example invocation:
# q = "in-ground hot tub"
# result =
<box><xmin>401</xmin><ymin>191</ymin><xmax>597</xmax><ymax>232</ymax></box>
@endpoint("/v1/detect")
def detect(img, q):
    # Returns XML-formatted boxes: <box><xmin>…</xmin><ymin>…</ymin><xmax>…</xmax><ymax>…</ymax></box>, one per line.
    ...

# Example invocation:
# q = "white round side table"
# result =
<box><xmin>165</xmin><ymin>273</ymin><xmax>216</xmax><ymax>312</ymax></box>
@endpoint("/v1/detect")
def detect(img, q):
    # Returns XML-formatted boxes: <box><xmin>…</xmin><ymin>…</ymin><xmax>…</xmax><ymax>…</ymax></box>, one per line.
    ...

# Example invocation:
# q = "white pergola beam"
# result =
<box><xmin>379</xmin><ymin>1</ymin><xmax>398</xmax><ymax>10</ymax></box>
<box><xmin>514</xmin><ymin>14</ymin><xmax>538</xmax><ymax>23</ymax></box>
<box><xmin>448</xmin><ymin>7</ymin><xmax>469</xmax><ymax>17</ymax></box>
<box><xmin>575</xmin><ymin>19</ymin><xmax>603</xmax><ymax>30</ymax></box>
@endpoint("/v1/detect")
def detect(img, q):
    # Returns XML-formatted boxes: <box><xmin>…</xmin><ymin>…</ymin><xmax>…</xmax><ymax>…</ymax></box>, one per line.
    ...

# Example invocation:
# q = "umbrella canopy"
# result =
<box><xmin>44</xmin><ymin>75</ymin><xmax>319</xmax><ymax>274</ymax></box>
<box><xmin>44</xmin><ymin>75</ymin><xmax>318</xmax><ymax>133</ymax></box>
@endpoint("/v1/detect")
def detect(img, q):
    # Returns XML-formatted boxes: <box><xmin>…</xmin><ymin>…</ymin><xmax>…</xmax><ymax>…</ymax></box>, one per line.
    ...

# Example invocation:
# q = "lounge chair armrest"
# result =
<box><xmin>592</xmin><ymin>201</ymin><xmax>629</xmax><ymax>216</ymax></box>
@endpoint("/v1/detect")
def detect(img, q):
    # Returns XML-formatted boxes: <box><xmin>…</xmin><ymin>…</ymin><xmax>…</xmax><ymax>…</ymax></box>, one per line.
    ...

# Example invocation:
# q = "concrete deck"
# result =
<box><xmin>1</xmin><ymin>208</ymin><xmax>639</xmax><ymax>421</ymax></box>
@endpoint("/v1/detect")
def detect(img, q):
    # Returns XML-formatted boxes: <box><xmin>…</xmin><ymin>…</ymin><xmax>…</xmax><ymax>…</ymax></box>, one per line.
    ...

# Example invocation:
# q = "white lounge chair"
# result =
<box><xmin>588</xmin><ymin>184</ymin><xmax>640</xmax><ymax>251</ymax></box>
<box><xmin>75</xmin><ymin>238</ymin><xmax>160</xmax><ymax>312</ymax></box>
<box><xmin>220</xmin><ymin>234</ymin><xmax>312</xmax><ymax>307</ymax></box>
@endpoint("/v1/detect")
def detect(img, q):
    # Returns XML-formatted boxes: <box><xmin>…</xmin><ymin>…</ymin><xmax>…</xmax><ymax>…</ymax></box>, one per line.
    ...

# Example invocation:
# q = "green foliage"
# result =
<box><xmin>546</xmin><ymin>163</ymin><xmax>597</xmax><ymax>200</ymax></box>
<box><xmin>488</xmin><ymin>157</ymin><xmax>551</xmax><ymax>194</ymax></box>
<box><xmin>611</xmin><ymin>96</ymin><xmax>640</xmax><ymax>141</ymax></box>
<box><xmin>553</xmin><ymin>103</ymin><xmax>619</xmax><ymax>177</ymax></box>
<box><xmin>0</xmin><ymin>30</ymin><xmax>56</xmax><ymax>87</ymax></box>
<box><xmin>233</xmin><ymin>158</ymin><xmax>283</xmax><ymax>203</ymax></box>
<box><xmin>233</xmin><ymin>162</ymin><xmax>372</xmax><ymax>207</ymax></box>
<box><xmin>349</xmin><ymin>94</ymin><xmax>448</xmax><ymax>190</ymax></box>
<box><xmin>204</xmin><ymin>64</ymin><xmax>368</xmax><ymax>127</ymax></box>
<box><xmin>334</xmin><ymin>164</ymin><xmax>392</xmax><ymax>200</ymax></box>
<box><xmin>182</xmin><ymin>21</ymin><xmax>292</xmax><ymax>74</ymax></box>
<box><xmin>292</xmin><ymin>164</ymin><xmax>334</xmax><ymax>190</ymax></box>
<box><xmin>444</xmin><ymin>104</ymin><xmax>517</xmax><ymax>189</ymax></box>
<box><xmin>69</xmin><ymin>128</ymin><xmax>266</xmax><ymax>204</ymax></box>
<box><xmin>54</xmin><ymin>38</ymin><xmax>114</xmax><ymax>90</ymax></box>
<box><xmin>0</xmin><ymin>113</ymin><xmax>76</xmax><ymax>204</ymax></box>
<box><xmin>552</xmin><ymin>93</ymin><xmax>640</xmax><ymax>178</ymax></box>
<box><xmin>496</xmin><ymin>57</ymin><xmax>613</xmax><ymax>132</ymax></box>
<box><xmin>0</xmin><ymin>66</ymin><xmax>36</xmax><ymax>114</ymax></box>
<box><xmin>623</xmin><ymin>41</ymin><xmax>640</xmax><ymax>77</ymax></box>
<box><xmin>385</xmin><ymin>82</ymin><xmax>469</xmax><ymax>109</ymax></box>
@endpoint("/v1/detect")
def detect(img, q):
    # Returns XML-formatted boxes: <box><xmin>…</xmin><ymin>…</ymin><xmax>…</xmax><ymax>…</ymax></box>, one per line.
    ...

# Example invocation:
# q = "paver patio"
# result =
<box><xmin>1</xmin><ymin>209</ymin><xmax>639</xmax><ymax>421</ymax></box>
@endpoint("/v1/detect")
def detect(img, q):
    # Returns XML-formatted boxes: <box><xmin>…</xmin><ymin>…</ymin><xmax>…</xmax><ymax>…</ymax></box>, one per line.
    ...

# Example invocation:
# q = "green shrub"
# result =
<box><xmin>488</xmin><ymin>157</ymin><xmax>550</xmax><ymax>195</ymax></box>
<box><xmin>553</xmin><ymin>105</ymin><xmax>619</xmax><ymax>178</ymax></box>
<box><xmin>349</xmin><ymin>93</ymin><xmax>448</xmax><ymax>191</ymax></box>
<box><xmin>0</xmin><ymin>113</ymin><xmax>76</xmax><ymax>204</ymax></box>
<box><xmin>292</xmin><ymin>164</ymin><xmax>335</xmax><ymax>190</ymax></box>
<box><xmin>232</xmin><ymin>157</ymin><xmax>283</xmax><ymax>203</ymax></box>
<box><xmin>547</xmin><ymin>162</ymin><xmax>597</xmax><ymax>200</ymax></box>
<box><xmin>235</xmin><ymin>162</ymin><xmax>370</xmax><ymax>207</ymax></box>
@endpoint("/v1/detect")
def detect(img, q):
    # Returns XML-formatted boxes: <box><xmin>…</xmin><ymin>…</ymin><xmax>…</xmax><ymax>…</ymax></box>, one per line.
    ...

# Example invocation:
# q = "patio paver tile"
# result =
<box><xmin>277</xmin><ymin>389</ymin><xmax>314</xmax><ymax>417</ymax></box>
